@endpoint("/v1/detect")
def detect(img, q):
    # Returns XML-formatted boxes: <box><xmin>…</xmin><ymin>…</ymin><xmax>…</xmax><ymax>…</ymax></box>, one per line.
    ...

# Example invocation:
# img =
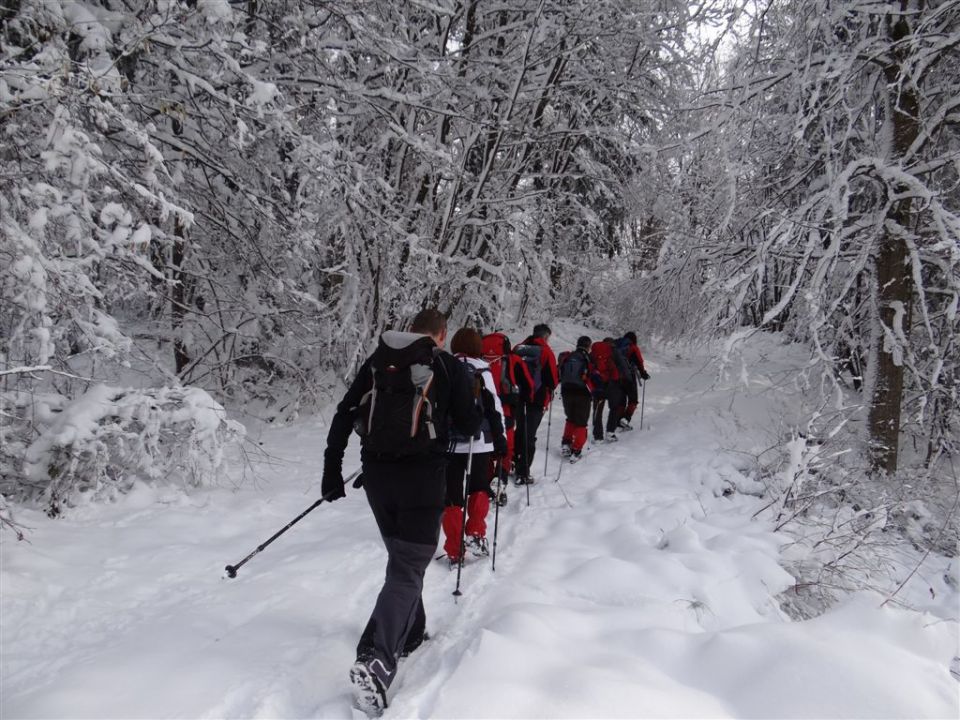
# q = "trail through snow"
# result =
<box><xmin>2</xmin><ymin>332</ymin><xmax>957</xmax><ymax>718</ymax></box>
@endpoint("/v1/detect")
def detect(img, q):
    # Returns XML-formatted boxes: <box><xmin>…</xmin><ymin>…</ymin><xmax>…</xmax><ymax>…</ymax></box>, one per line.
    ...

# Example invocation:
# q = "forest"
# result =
<box><xmin>1</xmin><ymin>0</ymin><xmax>958</xmax><ymax>620</ymax></box>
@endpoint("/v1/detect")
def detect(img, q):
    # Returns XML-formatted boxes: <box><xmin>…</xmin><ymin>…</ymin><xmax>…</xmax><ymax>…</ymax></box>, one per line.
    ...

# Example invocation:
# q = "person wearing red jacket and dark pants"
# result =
<box><xmin>615</xmin><ymin>331</ymin><xmax>651</xmax><ymax>430</ymax></box>
<box><xmin>512</xmin><ymin>323</ymin><xmax>559</xmax><ymax>485</ymax></box>
<box><xmin>480</xmin><ymin>333</ymin><xmax>533</xmax><ymax>478</ymax></box>
<box><xmin>590</xmin><ymin>337</ymin><xmax>628</xmax><ymax>442</ymax></box>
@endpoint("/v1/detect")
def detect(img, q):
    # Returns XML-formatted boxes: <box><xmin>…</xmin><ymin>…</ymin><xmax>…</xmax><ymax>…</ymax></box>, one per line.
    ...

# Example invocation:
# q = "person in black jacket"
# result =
<box><xmin>321</xmin><ymin>308</ymin><xmax>481</xmax><ymax>714</ymax></box>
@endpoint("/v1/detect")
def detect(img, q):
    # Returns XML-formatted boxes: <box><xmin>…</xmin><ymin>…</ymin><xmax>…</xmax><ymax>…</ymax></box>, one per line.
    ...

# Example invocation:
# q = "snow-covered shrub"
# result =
<box><xmin>758</xmin><ymin>428</ymin><xmax>959</xmax><ymax>618</ymax></box>
<box><xmin>18</xmin><ymin>385</ymin><xmax>244</xmax><ymax>517</ymax></box>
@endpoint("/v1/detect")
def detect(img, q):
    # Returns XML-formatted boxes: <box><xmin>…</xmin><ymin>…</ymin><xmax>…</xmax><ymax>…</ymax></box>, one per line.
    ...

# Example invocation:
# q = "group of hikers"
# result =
<box><xmin>320</xmin><ymin>308</ymin><xmax>650</xmax><ymax>714</ymax></box>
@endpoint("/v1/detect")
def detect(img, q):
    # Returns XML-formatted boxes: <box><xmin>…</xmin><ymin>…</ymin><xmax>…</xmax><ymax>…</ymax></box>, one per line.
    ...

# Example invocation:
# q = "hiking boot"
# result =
<box><xmin>495</xmin><ymin>488</ymin><xmax>508</xmax><ymax>507</ymax></box>
<box><xmin>569</xmin><ymin>450</ymin><xmax>582</xmax><ymax>463</ymax></box>
<box><xmin>349</xmin><ymin>658</ymin><xmax>390</xmax><ymax>715</ymax></box>
<box><xmin>560</xmin><ymin>445</ymin><xmax>572</xmax><ymax>458</ymax></box>
<box><xmin>467</xmin><ymin>535</ymin><xmax>489</xmax><ymax>557</ymax></box>
<box><xmin>400</xmin><ymin>630</ymin><xmax>430</xmax><ymax>658</ymax></box>
<box><xmin>618</xmin><ymin>418</ymin><xmax>634</xmax><ymax>431</ymax></box>
<box><xmin>604</xmin><ymin>431</ymin><xmax>618</xmax><ymax>442</ymax></box>
<box><xmin>514</xmin><ymin>475</ymin><xmax>535</xmax><ymax>486</ymax></box>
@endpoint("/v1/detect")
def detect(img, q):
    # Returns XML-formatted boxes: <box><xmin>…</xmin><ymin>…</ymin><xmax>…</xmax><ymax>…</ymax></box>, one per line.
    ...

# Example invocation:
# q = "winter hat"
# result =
<box><xmin>624</xmin><ymin>331</ymin><xmax>637</xmax><ymax>344</ymax></box>
<box><xmin>576</xmin><ymin>336</ymin><xmax>592</xmax><ymax>350</ymax></box>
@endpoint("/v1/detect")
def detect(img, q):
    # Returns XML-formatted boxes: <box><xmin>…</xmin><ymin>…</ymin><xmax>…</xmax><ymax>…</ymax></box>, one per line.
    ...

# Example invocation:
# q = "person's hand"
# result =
<box><xmin>321</xmin><ymin>462</ymin><xmax>346</xmax><ymax>501</ymax></box>
<box><xmin>493</xmin><ymin>434</ymin><xmax>508</xmax><ymax>458</ymax></box>
<box><xmin>640</xmin><ymin>369</ymin><xmax>651</xmax><ymax>381</ymax></box>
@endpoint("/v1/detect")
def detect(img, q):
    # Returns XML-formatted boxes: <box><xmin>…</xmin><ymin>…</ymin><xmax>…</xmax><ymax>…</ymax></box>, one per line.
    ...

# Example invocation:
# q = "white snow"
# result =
<box><xmin>2</xmin><ymin>331</ymin><xmax>957</xmax><ymax>719</ymax></box>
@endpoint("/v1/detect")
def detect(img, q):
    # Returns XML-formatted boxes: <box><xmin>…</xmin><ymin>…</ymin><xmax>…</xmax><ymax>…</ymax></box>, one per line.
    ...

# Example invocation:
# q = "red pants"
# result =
<box><xmin>443</xmin><ymin>452</ymin><xmax>493</xmax><ymax>560</ymax></box>
<box><xmin>442</xmin><ymin>493</ymin><xmax>490</xmax><ymax>559</ymax></box>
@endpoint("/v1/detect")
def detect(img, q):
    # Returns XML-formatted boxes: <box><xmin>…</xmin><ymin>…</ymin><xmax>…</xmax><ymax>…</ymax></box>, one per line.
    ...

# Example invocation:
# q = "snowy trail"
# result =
<box><xmin>2</xmin><ymin>338</ymin><xmax>957</xmax><ymax>719</ymax></box>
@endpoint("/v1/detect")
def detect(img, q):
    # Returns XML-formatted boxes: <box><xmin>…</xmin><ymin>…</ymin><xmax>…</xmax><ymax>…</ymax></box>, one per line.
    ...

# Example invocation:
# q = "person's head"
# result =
<box><xmin>532</xmin><ymin>323</ymin><xmax>552</xmax><ymax>340</ymax></box>
<box><xmin>410</xmin><ymin>308</ymin><xmax>448</xmax><ymax>347</ymax></box>
<box><xmin>450</xmin><ymin>327</ymin><xmax>483</xmax><ymax>358</ymax></box>
<box><xmin>624</xmin><ymin>331</ymin><xmax>637</xmax><ymax>345</ymax></box>
<box><xmin>576</xmin><ymin>335</ymin><xmax>592</xmax><ymax>351</ymax></box>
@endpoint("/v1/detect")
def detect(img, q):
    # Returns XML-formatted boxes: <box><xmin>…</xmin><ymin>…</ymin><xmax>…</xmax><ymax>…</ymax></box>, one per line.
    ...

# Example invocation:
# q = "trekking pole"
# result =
<box><xmin>543</xmin><ymin>396</ymin><xmax>554</xmax><ymax>478</ymax></box>
<box><xmin>453</xmin><ymin>438</ymin><xmax>474</xmax><ymax>597</ymax></box>
<box><xmin>492</xmin><ymin>458</ymin><xmax>502</xmax><ymax>572</ymax></box>
<box><xmin>224</xmin><ymin>469</ymin><xmax>361</xmax><ymax>578</ymax></box>
<box><xmin>640</xmin><ymin>379</ymin><xmax>646</xmax><ymax>431</ymax></box>
<box><xmin>523</xmin><ymin>411</ymin><xmax>531</xmax><ymax>507</ymax></box>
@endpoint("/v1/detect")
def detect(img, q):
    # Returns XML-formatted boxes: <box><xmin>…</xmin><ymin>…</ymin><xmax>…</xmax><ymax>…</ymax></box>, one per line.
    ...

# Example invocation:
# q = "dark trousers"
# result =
<box><xmin>445</xmin><ymin>451</ymin><xmax>493</xmax><ymax>505</ymax></box>
<box><xmin>357</xmin><ymin>456</ymin><xmax>446</xmax><ymax>687</ymax></box>
<box><xmin>592</xmin><ymin>381</ymin><xmax>626</xmax><ymax>438</ymax></box>
<box><xmin>562</xmin><ymin>386</ymin><xmax>592</xmax><ymax>452</ymax></box>
<box><xmin>622</xmin><ymin>375</ymin><xmax>639</xmax><ymax>420</ymax></box>
<box><xmin>514</xmin><ymin>402</ymin><xmax>544</xmax><ymax>479</ymax></box>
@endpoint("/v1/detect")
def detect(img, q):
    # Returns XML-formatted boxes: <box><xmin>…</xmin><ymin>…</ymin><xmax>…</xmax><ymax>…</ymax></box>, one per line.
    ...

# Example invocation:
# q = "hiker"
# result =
<box><xmin>512</xmin><ymin>323</ymin><xmax>559</xmax><ymax>485</ymax></box>
<box><xmin>615</xmin><ymin>331</ymin><xmax>651</xmax><ymax>430</ymax></box>
<box><xmin>589</xmin><ymin>337</ymin><xmax>628</xmax><ymax>442</ymax></box>
<box><xmin>320</xmin><ymin>308</ymin><xmax>482</xmax><ymax>714</ymax></box>
<box><xmin>481</xmin><ymin>331</ymin><xmax>534</xmax><ymax>505</ymax></box>
<box><xmin>442</xmin><ymin>328</ymin><xmax>507</xmax><ymax>564</ymax></box>
<box><xmin>558</xmin><ymin>336</ymin><xmax>595</xmax><ymax>462</ymax></box>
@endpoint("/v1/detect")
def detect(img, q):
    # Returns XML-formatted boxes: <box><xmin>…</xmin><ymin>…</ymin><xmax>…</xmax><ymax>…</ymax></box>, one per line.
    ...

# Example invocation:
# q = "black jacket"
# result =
<box><xmin>324</xmin><ymin>332</ymin><xmax>482</xmax><ymax>467</ymax></box>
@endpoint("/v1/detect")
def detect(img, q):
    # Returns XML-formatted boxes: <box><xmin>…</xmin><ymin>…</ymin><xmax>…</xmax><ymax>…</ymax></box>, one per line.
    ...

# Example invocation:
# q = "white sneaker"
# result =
<box><xmin>569</xmin><ymin>450</ymin><xmax>582</xmax><ymax>464</ymax></box>
<box><xmin>605</xmin><ymin>431</ymin><xmax>618</xmax><ymax>442</ymax></box>
<box><xmin>618</xmin><ymin>418</ymin><xmax>633</xmax><ymax>431</ymax></box>
<box><xmin>560</xmin><ymin>445</ymin><xmax>572</xmax><ymax>458</ymax></box>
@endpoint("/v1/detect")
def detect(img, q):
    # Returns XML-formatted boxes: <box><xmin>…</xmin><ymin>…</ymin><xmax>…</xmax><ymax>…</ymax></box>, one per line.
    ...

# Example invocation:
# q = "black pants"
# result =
<box><xmin>562</xmin><ymin>386</ymin><xmax>592</xmax><ymax>426</ymax></box>
<box><xmin>592</xmin><ymin>381</ymin><xmax>625</xmax><ymax>438</ymax></box>
<box><xmin>514</xmin><ymin>402</ymin><xmax>544</xmax><ymax>479</ymax></box>
<box><xmin>445</xmin><ymin>451</ymin><xmax>493</xmax><ymax>505</ymax></box>
<box><xmin>622</xmin><ymin>375</ymin><xmax>638</xmax><ymax>420</ymax></box>
<box><xmin>357</xmin><ymin>456</ymin><xmax>446</xmax><ymax>687</ymax></box>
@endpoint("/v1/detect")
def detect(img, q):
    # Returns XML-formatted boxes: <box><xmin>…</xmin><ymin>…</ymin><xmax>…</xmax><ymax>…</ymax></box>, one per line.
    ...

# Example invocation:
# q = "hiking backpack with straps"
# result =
<box><xmin>353</xmin><ymin>335</ymin><xmax>438</xmax><ymax>456</ymax></box>
<box><xmin>560</xmin><ymin>349</ymin><xmax>589</xmax><ymax>388</ymax></box>
<box><xmin>590</xmin><ymin>341</ymin><xmax>615</xmax><ymax>381</ymax></box>
<box><xmin>447</xmin><ymin>357</ymin><xmax>492</xmax><ymax>445</ymax></box>
<box><xmin>481</xmin><ymin>332</ymin><xmax>520</xmax><ymax>407</ymax></box>
<box><xmin>514</xmin><ymin>342</ymin><xmax>543</xmax><ymax>394</ymax></box>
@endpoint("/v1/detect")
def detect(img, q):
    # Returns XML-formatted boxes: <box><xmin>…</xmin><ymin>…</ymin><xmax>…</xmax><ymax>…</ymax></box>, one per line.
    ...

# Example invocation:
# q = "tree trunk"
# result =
<box><xmin>867</xmin><ymin>6</ymin><xmax>919</xmax><ymax>474</ymax></box>
<box><xmin>171</xmin><ymin>216</ymin><xmax>191</xmax><ymax>376</ymax></box>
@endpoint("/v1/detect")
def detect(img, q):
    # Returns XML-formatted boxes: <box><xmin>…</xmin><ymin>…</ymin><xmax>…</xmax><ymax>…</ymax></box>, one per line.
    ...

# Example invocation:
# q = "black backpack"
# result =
<box><xmin>560</xmin><ymin>349</ymin><xmax>589</xmax><ymax>388</ymax></box>
<box><xmin>448</xmin><ymin>358</ymin><xmax>492</xmax><ymax>445</ymax></box>
<box><xmin>353</xmin><ymin>335</ymin><xmax>438</xmax><ymax>456</ymax></box>
<box><xmin>514</xmin><ymin>343</ymin><xmax>543</xmax><ymax>394</ymax></box>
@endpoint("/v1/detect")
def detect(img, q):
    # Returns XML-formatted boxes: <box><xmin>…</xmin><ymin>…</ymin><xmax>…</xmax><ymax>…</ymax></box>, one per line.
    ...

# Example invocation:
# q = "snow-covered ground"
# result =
<box><xmin>2</xmin><ymin>328</ymin><xmax>958</xmax><ymax>719</ymax></box>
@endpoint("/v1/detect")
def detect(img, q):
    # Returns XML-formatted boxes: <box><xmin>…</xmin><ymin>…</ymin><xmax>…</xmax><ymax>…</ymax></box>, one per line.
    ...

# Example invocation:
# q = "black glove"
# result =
<box><xmin>640</xmin><ymin>369</ymin><xmax>650</xmax><ymax>381</ymax></box>
<box><xmin>352</xmin><ymin>473</ymin><xmax>364</xmax><ymax>489</ymax></box>
<box><xmin>493</xmin><ymin>434</ymin><xmax>508</xmax><ymax>458</ymax></box>
<box><xmin>321</xmin><ymin>460</ymin><xmax>345</xmax><ymax>501</ymax></box>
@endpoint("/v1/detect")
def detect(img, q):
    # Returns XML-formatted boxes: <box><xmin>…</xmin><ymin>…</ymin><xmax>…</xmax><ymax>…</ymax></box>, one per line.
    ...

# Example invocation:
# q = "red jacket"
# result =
<box><xmin>617</xmin><ymin>337</ymin><xmax>647</xmax><ymax>376</ymax></box>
